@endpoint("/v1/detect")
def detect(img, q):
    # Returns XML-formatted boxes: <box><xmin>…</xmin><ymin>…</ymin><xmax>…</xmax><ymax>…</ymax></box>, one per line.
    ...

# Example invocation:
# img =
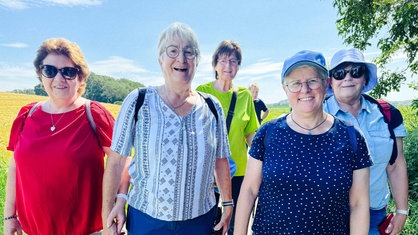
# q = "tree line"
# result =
<box><xmin>11</xmin><ymin>73</ymin><xmax>145</xmax><ymax>104</ymax></box>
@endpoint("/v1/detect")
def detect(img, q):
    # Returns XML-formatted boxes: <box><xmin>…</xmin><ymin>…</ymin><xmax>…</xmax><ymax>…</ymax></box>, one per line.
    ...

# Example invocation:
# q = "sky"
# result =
<box><xmin>0</xmin><ymin>0</ymin><xmax>416</xmax><ymax>104</ymax></box>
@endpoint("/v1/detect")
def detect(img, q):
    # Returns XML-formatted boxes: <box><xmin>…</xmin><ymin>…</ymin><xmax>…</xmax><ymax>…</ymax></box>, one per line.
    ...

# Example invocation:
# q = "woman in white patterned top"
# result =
<box><xmin>101</xmin><ymin>22</ymin><xmax>233</xmax><ymax>235</ymax></box>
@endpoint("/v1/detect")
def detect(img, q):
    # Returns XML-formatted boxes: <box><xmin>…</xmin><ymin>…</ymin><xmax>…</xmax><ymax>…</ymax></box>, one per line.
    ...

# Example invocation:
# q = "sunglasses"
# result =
<box><xmin>40</xmin><ymin>65</ymin><xmax>79</xmax><ymax>80</ymax></box>
<box><xmin>331</xmin><ymin>65</ymin><xmax>366</xmax><ymax>80</ymax></box>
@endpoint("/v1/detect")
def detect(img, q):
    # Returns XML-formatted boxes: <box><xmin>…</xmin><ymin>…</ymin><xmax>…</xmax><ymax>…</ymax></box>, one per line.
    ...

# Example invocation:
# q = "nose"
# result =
<box><xmin>176</xmin><ymin>52</ymin><xmax>187</xmax><ymax>63</ymax></box>
<box><xmin>300</xmin><ymin>81</ymin><xmax>311</xmax><ymax>92</ymax></box>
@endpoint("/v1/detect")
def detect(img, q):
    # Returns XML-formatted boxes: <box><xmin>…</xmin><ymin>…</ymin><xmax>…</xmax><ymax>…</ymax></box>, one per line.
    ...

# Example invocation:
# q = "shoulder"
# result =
<box><xmin>196</xmin><ymin>82</ymin><xmax>213</xmax><ymax>92</ymax></box>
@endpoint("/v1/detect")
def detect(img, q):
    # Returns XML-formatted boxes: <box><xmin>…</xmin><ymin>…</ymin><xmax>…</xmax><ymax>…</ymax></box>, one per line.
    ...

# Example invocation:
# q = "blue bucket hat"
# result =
<box><xmin>281</xmin><ymin>50</ymin><xmax>327</xmax><ymax>84</ymax></box>
<box><xmin>328</xmin><ymin>48</ymin><xmax>378</xmax><ymax>94</ymax></box>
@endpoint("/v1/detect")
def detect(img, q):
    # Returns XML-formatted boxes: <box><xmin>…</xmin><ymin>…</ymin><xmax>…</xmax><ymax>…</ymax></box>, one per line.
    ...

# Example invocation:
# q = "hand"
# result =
<box><xmin>103</xmin><ymin>199</ymin><xmax>126</xmax><ymax>235</ymax></box>
<box><xmin>385</xmin><ymin>213</ymin><xmax>407</xmax><ymax>235</ymax></box>
<box><xmin>4</xmin><ymin>218</ymin><xmax>22</xmax><ymax>235</ymax></box>
<box><xmin>213</xmin><ymin>206</ymin><xmax>233</xmax><ymax>235</ymax></box>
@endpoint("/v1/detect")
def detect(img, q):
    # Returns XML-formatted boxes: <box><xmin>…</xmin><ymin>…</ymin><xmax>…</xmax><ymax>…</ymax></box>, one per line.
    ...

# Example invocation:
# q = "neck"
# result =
<box><xmin>47</xmin><ymin>97</ymin><xmax>81</xmax><ymax>113</ymax></box>
<box><xmin>335</xmin><ymin>96</ymin><xmax>362</xmax><ymax>118</ymax></box>
<box><xmin>213</xmin><ymin>80</ymin><xmax>233</xmax><ymax>92</ymax></box>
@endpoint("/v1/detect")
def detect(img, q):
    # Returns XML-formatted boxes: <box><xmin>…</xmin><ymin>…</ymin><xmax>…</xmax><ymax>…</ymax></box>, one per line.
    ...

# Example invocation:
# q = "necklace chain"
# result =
<box><xmin>290</xmin><ymin>113</ymin><xmax>327</xmax><ymax>135</ymax></box>
<box><xmin>50</xmin><ymin>112</ymin><xmax>66</xmax><ymax>132</ymax></box>
<box><xmin>164</xmin><ymin>87</ymin><xmax>190</xmax><ymax>110</ymax></box>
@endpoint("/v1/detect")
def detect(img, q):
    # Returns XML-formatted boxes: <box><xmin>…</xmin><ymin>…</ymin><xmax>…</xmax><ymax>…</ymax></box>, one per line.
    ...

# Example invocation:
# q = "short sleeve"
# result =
<box><xmin>352</xmin><ymin>126</ymin><xmax>373</xmax><ymax>170</ymax></box>
<box><xmin>89</xmin><ymin>101</ymin><xmax>115</xmax><ymax>148</ymax></box>
<box><xmin>248</xmin><ymin>121</ymin><xmax>271</xmax><ymax>161</ymax></box>
<box><xmin>7</xmin><ymin>102</ymin><xmax>38</xmax><ymax>151</ymax></box>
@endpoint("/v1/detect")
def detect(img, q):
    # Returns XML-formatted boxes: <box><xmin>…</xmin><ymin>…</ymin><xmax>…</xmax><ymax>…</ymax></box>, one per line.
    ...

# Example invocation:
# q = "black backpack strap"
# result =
<box><xmin>197</xmin><ymin>91</ymin><xmax>218</xmax><ymax>123</ymax></box>
<box><xmin>134</xmin><ymin>88</ymin><xmax>147</xmax><ymax>123</ymax></box>
<box><xmin>226</xmin><ymin>88</ymin><xmax>238</xmax><ymax>134</ymax></box>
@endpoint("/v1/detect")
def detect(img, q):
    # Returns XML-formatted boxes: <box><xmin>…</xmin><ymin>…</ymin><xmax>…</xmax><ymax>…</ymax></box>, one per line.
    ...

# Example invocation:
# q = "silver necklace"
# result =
<box><xmin>164</xmin><ymin>87</ymin><xmax>190</xmax><ymax>110</ymax></box>
<box><xmin>50</xmin><ymin>112</ymin><xmax>66</xmax><ymax>132</ymax></box>
<box><xmin>291</xmin><ymin>113</ymin><xmax>327</xmax><ymax>135</ymax></box>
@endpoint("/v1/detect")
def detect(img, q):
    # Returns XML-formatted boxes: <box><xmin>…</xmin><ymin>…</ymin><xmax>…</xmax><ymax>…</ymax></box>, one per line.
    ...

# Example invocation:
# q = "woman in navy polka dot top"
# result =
<box><xmin>234</xmin><ymin>50</ymin><xmax>372</xmax><ymax>235</ymax></box>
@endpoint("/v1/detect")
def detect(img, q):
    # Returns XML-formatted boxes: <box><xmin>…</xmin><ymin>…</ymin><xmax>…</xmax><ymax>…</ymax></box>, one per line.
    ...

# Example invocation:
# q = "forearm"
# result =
<box><xmin>261</xmin><ymin>110</ymin><xmax>269</xmax><ymax>120</ymax></box>
<box><xmin>214</xmin><ymin>158</ymin><xmax>232</xmax><ymax>202</ymax></box>
<box><xmin>102</xmin><ymin>151</ymin><xmax>126</xmax><ymax>222</ymax></box>
<box><xmin>387</xmin><ymin>140</ymin><xmax>408</xmax><ymax>211</ymax></box>
<box><xmin>350</xmin><ymin>203</ymin><xmax>370</xmax><ymax>235</ymax></box>
<box><xmin>234</xmin><ymin>185</ymin><xmax>257</xmax><ymax>235</ymax></box>
<box><xmin>4</xmin><ymin>157</ymin><xmax>17</xmax><ymax>217</ymax></box>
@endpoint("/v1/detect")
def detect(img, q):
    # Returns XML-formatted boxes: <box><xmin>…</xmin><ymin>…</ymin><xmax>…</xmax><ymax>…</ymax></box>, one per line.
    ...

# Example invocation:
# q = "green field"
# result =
<box><xmin>0</xmin><ymin>92</ymin><xmax>417</xmax><ymax>234</ymax></box>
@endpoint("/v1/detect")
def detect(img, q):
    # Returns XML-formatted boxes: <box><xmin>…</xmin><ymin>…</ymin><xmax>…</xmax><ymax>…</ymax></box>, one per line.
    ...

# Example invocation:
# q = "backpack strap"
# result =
<box><xmin>377</xmin><ymin>99</ymin><xmax>392</xmax><ymax>122</ymax></box>
<box><xmin>225</xmin><ymin>88</ymin><xmax>238</xmax><ymax>134</ymax></box>
<box><xmin>85</xmin><ymin>100</ymin><xmax>97</xmax><ymax>135</ymax></box>
<box><xmin>362</xmin><ymin>94</ymin><xmax>400</xmax><ymax>165</ymax></box>
<box><xmin>28</xmin><ymin>102</ymin><xmax>42</xmax><ymax>117</ymax></box>
<box><xmin>197</xmin><ymin>91</ymin><xmax>218</xmax><ymax>123</ymax></box>
<box><xmin>134</xmin><ymin>88</ymin><xmax>147</xmax><ymax>123</ymax></box>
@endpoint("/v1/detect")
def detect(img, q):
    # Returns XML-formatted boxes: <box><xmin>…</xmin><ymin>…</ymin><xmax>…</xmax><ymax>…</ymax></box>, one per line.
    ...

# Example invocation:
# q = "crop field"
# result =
<box><xmin>0</xmin><ymin>92</ymin><xmax>416</xmax><ymax>234</ymax></box>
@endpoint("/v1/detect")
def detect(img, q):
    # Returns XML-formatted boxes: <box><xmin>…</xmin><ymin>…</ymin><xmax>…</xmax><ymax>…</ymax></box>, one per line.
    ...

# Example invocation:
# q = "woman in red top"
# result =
<box><xmin>4</xmin><ymin>38</ymin><xmax>114</xmax><ymax>235</ymax></box>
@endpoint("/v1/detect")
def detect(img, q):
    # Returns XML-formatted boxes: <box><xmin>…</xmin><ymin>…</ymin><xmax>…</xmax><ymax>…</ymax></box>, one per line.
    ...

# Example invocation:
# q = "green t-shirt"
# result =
<box><xmin>197</xmin><ymin>82</ymin><xmax>259</xmax><ymax>176</ymax></box>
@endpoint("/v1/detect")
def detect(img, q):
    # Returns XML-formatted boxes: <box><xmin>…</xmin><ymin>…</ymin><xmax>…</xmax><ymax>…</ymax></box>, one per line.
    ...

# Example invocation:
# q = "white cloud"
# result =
<box><xmin>0</xmin><ymin>0</ymin><xmax>28</xmax><ymax>9</ymax></box>
<box><xmin>0</xmin><ymin>62</ymin><xmax>38</xmax><ymax>91</ymax></box>
<box><xmin>0</xmin><ymin>0</ymin><xmax>102</xmax><ymax>9</ymax></box>
<box><xmin>0</xmin><ymin>42</ymin><xmax>29</xmax><ymax>48</ymax></box>
<box><xmin>42</xmin><ymin>0</ymin><xmax>102</xmax><ymax>6</ymax></box>
<box><xmin>89</xmin><ymin>56</ymin><xmax>164</xmax><ymax>86</ymax></box>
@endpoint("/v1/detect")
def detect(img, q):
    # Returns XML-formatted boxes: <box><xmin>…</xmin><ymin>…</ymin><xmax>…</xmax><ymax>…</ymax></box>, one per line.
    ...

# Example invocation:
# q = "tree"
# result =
<box><xmin>333</xmin><ymin>0</ymin><xmax>418</xmax><ymax>105</ymax></box>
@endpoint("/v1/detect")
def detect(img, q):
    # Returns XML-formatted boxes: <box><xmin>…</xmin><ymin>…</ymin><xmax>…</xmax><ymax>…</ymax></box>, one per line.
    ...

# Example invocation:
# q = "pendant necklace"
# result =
<box><xmin>50</xmin><ymin>112</ymin><xmax>66</xmax><ymax>132</ymax></box>
<box><xmin>291</xmin><ymin>113</ymin><xmax>327</xmax><ymax>135</ymax></box>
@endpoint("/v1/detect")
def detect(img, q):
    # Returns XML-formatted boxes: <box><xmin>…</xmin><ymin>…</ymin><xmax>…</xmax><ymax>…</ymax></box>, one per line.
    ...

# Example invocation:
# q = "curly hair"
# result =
<box><xmin>33</xmin><ymin>38</ymin><xmax>90</xmax><ymax>96</ymax></box>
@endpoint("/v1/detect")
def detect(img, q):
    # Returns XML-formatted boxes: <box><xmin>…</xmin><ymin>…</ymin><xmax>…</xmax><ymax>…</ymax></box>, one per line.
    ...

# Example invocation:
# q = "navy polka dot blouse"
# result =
<box><xmin>248</xmin><ymin>115</ymin><xmax>372</xmax><ymax>235</ymax></box>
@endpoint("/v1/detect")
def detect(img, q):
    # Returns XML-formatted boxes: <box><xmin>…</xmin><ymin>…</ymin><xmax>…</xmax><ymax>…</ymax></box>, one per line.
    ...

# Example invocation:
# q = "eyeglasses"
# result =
<box><xmin>165</xmin><ymin>45</ymin><xmax>196</xmax><ymax>60</ymax></box>
<box><xmin>331</xmin><ymin>65</ymin><xmax>366</xmax><ymax>80</ymax></box>
<box><xmin>40</xmin><ymin>65</ymin><xmax>79</xmax><ymax>80</ymax></box>
<box><xmin>286</xmin><ymin>78</ymin><xmax>323</xmax><ymax>93</ymax></box>
<box><xmin>217</xmin><ymin>59</ymin><xmax>239</xmax><ymax>66</ymax></box>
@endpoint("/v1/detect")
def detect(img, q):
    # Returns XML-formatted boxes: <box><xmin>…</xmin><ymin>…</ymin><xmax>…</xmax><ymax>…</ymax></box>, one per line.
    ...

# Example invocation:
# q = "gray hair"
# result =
<box><xmin>157</xmin><ymin>22</ymin><xmax>200</xmax><ymax>64</ymax></box>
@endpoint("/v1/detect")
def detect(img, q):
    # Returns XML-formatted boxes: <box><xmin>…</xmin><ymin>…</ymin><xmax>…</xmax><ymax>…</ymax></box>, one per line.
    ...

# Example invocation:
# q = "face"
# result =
<box><xmin>214</xmin><ymin>54</ymin><xmax>239</xmax><ymax>81</ymax></box>
<box><xmin>249</xmin><ymin>86</ymin><xmax>258</xmax><ymax>99</ymax></box>
<box><xmin>283</xmin><ymin>66</ymin><xmax>326</xmax><ymax>113</ymax></box>
<box><xmin>40</xmin><ymin>53</ymin><xmax>81</xmax><ymax>101</ymax></box>
<box><xmin>330</xmin><ymin>64</ymin><xmax>366</xmax><ymax>101</ymax></box>
<box><xmin>159</xmin><ymin>36</ymin><xmax>197</xmax><ymax>84</ymax></box>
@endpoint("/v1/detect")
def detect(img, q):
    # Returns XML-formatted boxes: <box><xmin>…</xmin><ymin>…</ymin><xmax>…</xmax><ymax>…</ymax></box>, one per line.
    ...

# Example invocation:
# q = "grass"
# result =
<box><xmin>0</xmin><ymin>92</ymin><xmax>417</xmax><ymax>233</ymax></box>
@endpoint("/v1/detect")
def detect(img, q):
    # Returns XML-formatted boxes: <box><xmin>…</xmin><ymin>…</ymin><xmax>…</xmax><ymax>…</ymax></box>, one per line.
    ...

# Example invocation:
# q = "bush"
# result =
<box><xmin>404</xmin><ymin>127</ymin><xmax>418</xmax><ymax>201</ymax></box>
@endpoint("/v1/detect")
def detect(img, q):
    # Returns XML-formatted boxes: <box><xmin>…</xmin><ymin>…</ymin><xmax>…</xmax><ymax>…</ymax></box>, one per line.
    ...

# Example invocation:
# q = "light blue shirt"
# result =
<box><xmin>324</xmin><ymin>95</ymin><xmax>407</xmax><ymax>209</ymax></box>
<box><xmin>111</xmin><ymin>86</ymin><xmax>231</xmax><ymax>221</ymax></box>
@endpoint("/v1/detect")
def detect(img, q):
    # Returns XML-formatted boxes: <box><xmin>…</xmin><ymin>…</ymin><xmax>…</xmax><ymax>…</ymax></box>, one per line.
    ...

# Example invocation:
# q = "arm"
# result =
<box><xmin>245</xmin><ymin>132</ymin><xmax>255</xmax><ymax>147</ymax></box>
<box><xmin>213</xmin><ymin>157</ymin><xmax>233</xmax><ymax>234</ymax></box>
<box><xmin>349</xmin><ymin>167</ymin><xmax>370</xmax><ymax>235</ymax></box>
<box><xmin>102</xmin><ymin>149</ymin><xmax>127</xmax><ymax>235</ymax></box>
<box><xmin>3</xmin><ymin>156</ymin><xmax>22</xmax><ymax>235</ymax></box>
<box><xmin>385</xmin><ymin>137</ymin><xmax>408</xmax><ymax>235</ymax></box>
<box><xmin>260</xmin><ymin>109</ymin><xmax>270</xmax><ymax>122</ymax></box>
<box><xmin>234</xmin><ymin>157</ymin><xmax>262</xmax><ymax>235</ymax></box>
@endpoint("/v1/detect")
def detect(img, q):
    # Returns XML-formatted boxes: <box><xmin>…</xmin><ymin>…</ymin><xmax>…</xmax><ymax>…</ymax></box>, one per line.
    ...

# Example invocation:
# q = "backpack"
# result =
<box><xmin>326</xmin><ymin>94</ymin><xmax>403</xmax><ymax>165</ymax></box>
<box><xmin>133</xmin><ymin>88</ymin><xmax>218</xmax><ymax>124</ymax></box>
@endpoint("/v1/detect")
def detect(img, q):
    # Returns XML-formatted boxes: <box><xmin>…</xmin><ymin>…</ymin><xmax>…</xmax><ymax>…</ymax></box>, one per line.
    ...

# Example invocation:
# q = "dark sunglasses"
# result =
<box><xmin>40</xmin><ymin>64</ymin><xmax>79</xmax><ymax>80</ymax></box>
<box><xmin>331</xmin><ymin>65</ymin><xmax>366</xmax><ymax>80</ymax></box>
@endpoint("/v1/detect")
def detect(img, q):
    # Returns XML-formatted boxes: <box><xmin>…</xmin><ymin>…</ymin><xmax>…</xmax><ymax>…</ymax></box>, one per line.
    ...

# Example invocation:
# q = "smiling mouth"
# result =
<box><xmin>174</xmin><ymin>68</ymin><xmax>187</xmax><ymax>72</ymax></box>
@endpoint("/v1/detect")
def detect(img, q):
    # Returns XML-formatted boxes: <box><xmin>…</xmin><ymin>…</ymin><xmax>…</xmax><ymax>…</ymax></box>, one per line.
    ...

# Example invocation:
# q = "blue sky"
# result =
<box><xmin>0</xmin><ymin>0</ymin><xmax>415</xmax><ymax>104</ymax></box>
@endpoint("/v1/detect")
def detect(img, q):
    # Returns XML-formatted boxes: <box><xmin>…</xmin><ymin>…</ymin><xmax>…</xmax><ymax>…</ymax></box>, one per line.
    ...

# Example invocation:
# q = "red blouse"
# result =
<box><xmin>7</xmin><ymin>101</ymin><xmax>114</xmax><ymax>235</ymax></box>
